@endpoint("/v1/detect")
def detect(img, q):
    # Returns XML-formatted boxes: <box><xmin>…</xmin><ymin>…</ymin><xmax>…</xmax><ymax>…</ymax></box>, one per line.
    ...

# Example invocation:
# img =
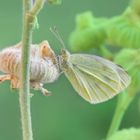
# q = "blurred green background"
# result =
<box><xmin>0</xmin><ymin>0</ymin><xmax>140</xmax><ymax>140</ymax></box>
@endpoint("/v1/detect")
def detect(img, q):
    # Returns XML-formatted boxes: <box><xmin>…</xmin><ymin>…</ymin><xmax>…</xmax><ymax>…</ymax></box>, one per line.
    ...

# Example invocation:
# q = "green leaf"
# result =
<box><xmin>115</xmin><ymin>48</ymin><xmax>140</xmax><ymax>92</ymax></box>
<box><xmin>106</xmin><ymin>10</ymin><xmax>140</xmax><ymax>49</ymax></box>
<box><xmin>107</xmin><ymin>128</ymin><xmax>140</xmax><ymax>140</ymax></box>
<box><xmin>69</xmin><ymin>11</ymin><xmax>107</xmax><ymax>52</ymax></box>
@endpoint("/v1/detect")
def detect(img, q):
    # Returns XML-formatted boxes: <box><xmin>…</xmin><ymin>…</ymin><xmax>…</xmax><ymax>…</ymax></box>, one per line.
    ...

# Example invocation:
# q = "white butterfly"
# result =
<box><xmin>58</xmin><ymin>49</ymin><xmax>131</xmax><ymax>104</ymax></box>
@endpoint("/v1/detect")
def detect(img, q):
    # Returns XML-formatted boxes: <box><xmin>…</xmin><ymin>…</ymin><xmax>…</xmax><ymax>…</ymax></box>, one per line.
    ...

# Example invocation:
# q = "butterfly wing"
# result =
<box><xmin>63</xmin><ymin>54</ymin><xmax>131</xmax><ymax>104</ymax></box>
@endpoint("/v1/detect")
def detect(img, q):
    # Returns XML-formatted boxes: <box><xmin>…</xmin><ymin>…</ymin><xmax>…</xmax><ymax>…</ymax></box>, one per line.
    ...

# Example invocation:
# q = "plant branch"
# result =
<box><xmin>19</xmin><ymin>0</ymin><xmax>45</xmax><ymax>140</ymax></box>
<box><xmin>106</xmin><ymin>91</ymin><xmax>134</xmax><ymax>138</ymax></box>
<box><xmin>30</xmin><ymin>0</ymin><xmax>45</xmax><ymax>16</ymax></box>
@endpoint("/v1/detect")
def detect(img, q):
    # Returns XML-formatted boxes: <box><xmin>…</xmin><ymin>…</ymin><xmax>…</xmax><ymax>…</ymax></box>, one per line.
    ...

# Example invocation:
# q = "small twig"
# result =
<box><xmin>30</xmin><ymin>0</ymin><xmax>45</xmax><ymax>16</ymax></box>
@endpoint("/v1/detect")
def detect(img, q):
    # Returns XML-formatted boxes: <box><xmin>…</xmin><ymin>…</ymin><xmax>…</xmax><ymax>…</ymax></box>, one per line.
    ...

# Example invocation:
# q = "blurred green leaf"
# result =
<box><xmin>107</xmin><ymin>128</ymin><xmax>140</xmax><ymax>140</ymax></box>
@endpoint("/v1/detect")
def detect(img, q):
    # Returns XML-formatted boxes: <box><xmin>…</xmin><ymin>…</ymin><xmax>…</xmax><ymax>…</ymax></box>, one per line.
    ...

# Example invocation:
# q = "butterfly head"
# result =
<box><xmin>58</xmin><ymin>49</ymin><xmax>71</xmax><ymax>71</ymax></box>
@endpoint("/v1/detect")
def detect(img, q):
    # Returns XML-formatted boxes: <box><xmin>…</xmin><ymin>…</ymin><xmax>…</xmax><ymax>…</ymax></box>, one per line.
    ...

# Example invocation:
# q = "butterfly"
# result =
<box><xmin>58</xmin><ymin>49</ymin><xmax>130</xmax><ymax>104</ymax></box>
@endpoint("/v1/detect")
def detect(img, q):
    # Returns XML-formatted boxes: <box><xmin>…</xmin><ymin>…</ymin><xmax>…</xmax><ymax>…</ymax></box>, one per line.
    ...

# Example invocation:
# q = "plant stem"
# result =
<box><xmin>19</xmin><ymin>0</ymin><xmax>45</xmax><ymax>140</ymax></box>
<box><xmin>107</xmin><ymin>91</ymin><xmax>134</xmax><ymax>138</ymax></box>
<box><xmin>130</xmin><ymin>0</ymin><xmax>140</xmax><ymax>15</ymax></box>
<box><xmin>20</xmin><ymin>0</ymin><xmax>33</xmax><ymax>140</ymax></box>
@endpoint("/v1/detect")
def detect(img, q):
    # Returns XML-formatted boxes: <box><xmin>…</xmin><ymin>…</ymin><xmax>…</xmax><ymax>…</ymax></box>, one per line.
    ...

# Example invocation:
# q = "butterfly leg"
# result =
<box><xmin>30</xmin><ymin>81</ymin><xmax>51</xmax><ymax>96</ymax></box>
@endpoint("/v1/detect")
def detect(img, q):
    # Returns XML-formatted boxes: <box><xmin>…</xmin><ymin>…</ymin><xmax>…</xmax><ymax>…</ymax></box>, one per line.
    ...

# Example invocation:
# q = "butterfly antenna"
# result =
<box><xmin>50</xmin><ymin>26</ymin><xmax>66</xmax><ymax>49</ymax></box>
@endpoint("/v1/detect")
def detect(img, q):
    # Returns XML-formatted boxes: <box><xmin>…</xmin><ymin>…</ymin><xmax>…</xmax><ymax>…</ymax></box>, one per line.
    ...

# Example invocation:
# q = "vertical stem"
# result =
<box><xmin>19</xmin><ymin>0</ymin><xmax>33</xmax><ymax>140</ymax></box>
<box><xmin>107</xmin><ymin>91</ymin><xmax>134</xmax><ymax>138</ymax></box>
<box><xmin>19</xmin><ymin>0</ymin><xmax>45</xmax><ymax>140</ymax></box>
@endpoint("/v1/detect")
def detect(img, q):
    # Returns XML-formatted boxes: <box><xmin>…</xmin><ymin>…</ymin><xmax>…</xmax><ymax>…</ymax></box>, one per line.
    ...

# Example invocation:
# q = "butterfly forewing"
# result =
<box><xmin>63</xmin><ymin>53</ymin><xmax>130</xmax><ymax>104</ymax></box>
<box><xmin>70</xmin><ymin>54</ymin><xmax>130</xmax><ymax>90</ymax></box>
<box><xmin>72</xmin><ymin>67</ymin><xmax>118</xmax><ymax>103</ymax></box>
<box><xmin>64</xmin><ymin>67</ymin><xmax>92</xmax><ymax>101</ymax></box>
